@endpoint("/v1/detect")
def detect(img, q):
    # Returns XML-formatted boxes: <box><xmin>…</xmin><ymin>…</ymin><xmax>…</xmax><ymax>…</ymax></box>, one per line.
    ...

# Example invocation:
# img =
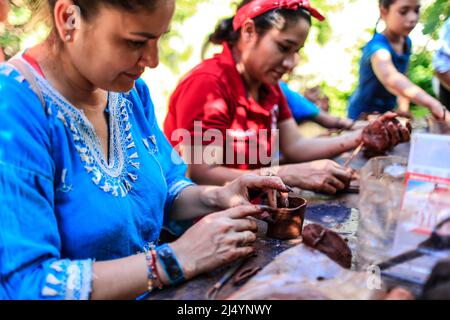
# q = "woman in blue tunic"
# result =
<box><xmin>0</xmin><ymin>0</ymin><xmax>288</xmax><ymax>300</ymax></box>
<box><xmin>347</xmin><ymin>0</ymin><xmax>447</xmax><ymax>123</ymax></box>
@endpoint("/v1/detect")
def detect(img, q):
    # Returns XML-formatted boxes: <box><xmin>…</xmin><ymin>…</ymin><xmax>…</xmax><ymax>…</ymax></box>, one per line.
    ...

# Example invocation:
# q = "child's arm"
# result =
<box><xmin>371</xmin><ymin>50</ymin><xmax>445</xmax><ymax>120</ymax></box>
<box><xmin>314</xmin><ymin>111</ymin><xmax>354</xmax><ymax>130</ymax></box>
<box><xmin>397</xmin><ymin>95</ymin><xmax>411</xmax><ymax>117</ymax></box>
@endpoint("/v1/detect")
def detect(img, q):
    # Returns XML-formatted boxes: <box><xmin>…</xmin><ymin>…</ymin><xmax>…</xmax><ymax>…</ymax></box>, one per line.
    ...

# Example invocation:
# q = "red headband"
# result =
<box><xmin>233</xmin><ymin>0</ymin><xmax>325</xmax><ymax>31</ymax></box>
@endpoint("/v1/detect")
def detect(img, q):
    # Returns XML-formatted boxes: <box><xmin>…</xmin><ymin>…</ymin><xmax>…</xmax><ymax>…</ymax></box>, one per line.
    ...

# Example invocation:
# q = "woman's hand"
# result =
<box><xmin>351</xmin><ymin>120</ymin><xmax>370</xmax><ymax>130</ymax></box>
<box><xmin>170</xmin><ymin>205</ymin><xmax>263</xmax><ymax>279</ymax></box>
<box><xmin>442</xmin><ymin>108</ymin><xmax>450</xmax><ymax>127</ymax></box>
<box><xmin>361</xmin><ymin>112</ymin><xmax>411</xmax><ymax>154</ymax></box>
<box><xmin>278</xmin><ymin>160</ymin><xmax>352</xmax><ymax>195</ymax></box>
<box><xmin>203</xmin><ymin>173</ymin><xmax>289</xmax><ymax>209</ymax></box>
<box><xmin>396</xmin><ymin>110</ymin><xmax>413</xmax><ymax>120</ymax></box>
<box><xmin>429</xmin><ymin>101</ymin><xmax>447</xmax><ymax>123</ymax></box>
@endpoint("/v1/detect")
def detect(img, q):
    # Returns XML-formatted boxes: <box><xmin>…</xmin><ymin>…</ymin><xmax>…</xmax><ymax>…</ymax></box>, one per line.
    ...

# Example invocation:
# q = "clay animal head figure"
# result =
<box><xmin>266</xmin><ymin>196</ymin><xmax>307</xmax><ymax>240</ymax></box>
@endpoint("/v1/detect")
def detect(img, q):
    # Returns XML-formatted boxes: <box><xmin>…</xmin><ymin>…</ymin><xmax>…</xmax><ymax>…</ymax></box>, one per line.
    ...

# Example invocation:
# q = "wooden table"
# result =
<box><xmin>148</xmin><ymin>124</ymin><xmax>433</xmax><ymax>300</ymax></box>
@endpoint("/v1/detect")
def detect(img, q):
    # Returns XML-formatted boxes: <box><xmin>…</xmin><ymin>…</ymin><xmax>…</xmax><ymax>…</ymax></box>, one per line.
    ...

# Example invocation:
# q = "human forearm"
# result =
<box><xmin>265</xmin><ymin>159</ymin><xmax>353</xmax><ymax>195</ymax></box>
<box><xmin>91</xmin><ymin>253</ymin><xmax>170</xmax><ymax>300</ymax></box>
<box><xmin>190</xmin><ymin>164</ymin><xmax>252</xmax><ymax>186</ymax></box>
<box><xmin>169</xmin><ymin>185</ymin><xmax>223</xmax><ymax>221</ymax></box>
<box><xmin>95</xmin><ymin>202</ymin><xmax>272</xmax><ymax>300</ymax></box>
<box><xmin>315</xmin><ymin>112</ymin><xmax>353</xmax><ymax>130</ymax></box>
<box><xmin>284</xmin><ymin>130</ymin><xmax>362</xmax><ymax>163</ymax></box>
<box><xmin>169</xmin><ymin>165</ymin><xmax>247</xmax><ymax>221</ymax></box>
<box><xmin>383</xmin><ymin>73</ymin><xmax>443</xmax><ymax>116</ymax></box>
<box><xmin>170</xmin><ymin>170</ymin><xmax>286</xmax><ymax>221</ymax></box>
<box><xmin>372</xmin><ymin>52</ymin><xmax>444</xmax><ymax>119</ymax></box>
<box><xmin>397</xmin><ymin>96</ymin><xmax>410</xmax><ymax>114</ymax></box>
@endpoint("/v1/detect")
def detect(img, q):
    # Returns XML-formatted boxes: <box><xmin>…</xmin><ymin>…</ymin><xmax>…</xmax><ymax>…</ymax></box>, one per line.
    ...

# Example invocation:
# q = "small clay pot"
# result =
<box><xmin>266</xmin><ymin>196</ymin><xmax>307</xmax><ymax>240</ymax></box>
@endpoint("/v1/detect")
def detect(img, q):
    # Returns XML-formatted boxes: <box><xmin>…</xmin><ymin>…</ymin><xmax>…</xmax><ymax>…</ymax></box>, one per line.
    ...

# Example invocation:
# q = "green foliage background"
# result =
<box><xmin>407</xmin><ymin>0</ymin><xmax>449</xmax><ymax>118</ymax></box>
<box><xmin>1</xmin><ymin>0</ymin><xmax>448</xmax><ymax>119</ymax></box>
<box><xmin>0</xmin><ymin>0</ymin><xmax>32</xmax><ymax>58</ymax></box>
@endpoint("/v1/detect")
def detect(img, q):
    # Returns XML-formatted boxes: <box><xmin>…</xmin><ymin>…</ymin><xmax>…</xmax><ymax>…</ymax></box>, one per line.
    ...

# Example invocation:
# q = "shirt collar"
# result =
<box><xmin>218</xmin><ymin>42</ymin><xmax>248</xmax><ymax>107</ymax></box>
<box><xmin>218</xmin><ymin>43</ymin><xmax>280</xmax><ymax>117</ymax></box>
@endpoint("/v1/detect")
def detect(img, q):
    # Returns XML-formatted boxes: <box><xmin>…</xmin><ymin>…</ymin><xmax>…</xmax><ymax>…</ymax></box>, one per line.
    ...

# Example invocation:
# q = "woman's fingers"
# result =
<box><xmin>266</xmin><ymin>188</ymin><xmax>277</xmax><ymax>208</ymax></box>
<box><xmin>385</xmin><ymin>288</ymin><xmax>414</xmax><ymax>300</ymax></box>
<box><xmin>233</xmin><ymin>218</ymin><xmax>258</xmax><ymax>232</ymax></box>
<box><xmin>385</xmin><ymin>121</ymin><xmax>400</xmax><ymax>146</ymax></box>
<box><xmin>241</xmin><ymin>174</ymin><xmax>289</xmax><ymax>192</ymax></box>
<box><xmin>278</xmin><ymin>191</ymin><xmax>289</xmax><ymax>208</ymax></box>
<box><xmin>222</xmin><ymin>205</ymin><xmax>264</xmax><ymax>219</ymax></box>
<box><xmin>331</xmin><ymin>166</ymin><xmax>352</xmax><ymax>185</ymax></box>
<box><xmin>233</xmin><ymin>246</ymin><xmax>256</xmax><ymax>259</ymax></box>
<box><xmin>232</xmin><ymin>231</ymin><xmax>257</xmax><ymax>246</ymax></box>
<box><xmin>380</xmin><ymin>112</ymin><xmax>398</xmax><ymax>121</ymax></box>
<box><xmin>326</xmin><ymin>176</ymin><xmax>347</xmax><ymax>191</ymax></box>
<box><xmin>319</xmin><ymin>183</ymin><xmax>337</xmax><ymax>195</ymax></box>
<box><xmin>395</xmin><ymin>120</ymin><xmax>411</xmax><ymax>142</ymax></box>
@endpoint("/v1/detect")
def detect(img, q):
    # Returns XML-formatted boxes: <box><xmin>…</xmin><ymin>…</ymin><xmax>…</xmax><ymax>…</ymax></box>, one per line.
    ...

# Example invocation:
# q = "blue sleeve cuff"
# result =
<box><xmin>41</xmin><ymin>259</ymin><xmax>94</xmax><ymax>300</ymax></box>
<box><xmin>164</xmin><ymin>177</ymin><xmax>195</xmax><ymax>220</ymax></box>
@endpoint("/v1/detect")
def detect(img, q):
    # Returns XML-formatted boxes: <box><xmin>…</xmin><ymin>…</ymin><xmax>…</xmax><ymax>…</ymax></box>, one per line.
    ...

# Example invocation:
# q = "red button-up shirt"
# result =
<box><xmin>164</xmin><ymin>43</ymin><xmax>292</xmax><ymax>170</ymax></box>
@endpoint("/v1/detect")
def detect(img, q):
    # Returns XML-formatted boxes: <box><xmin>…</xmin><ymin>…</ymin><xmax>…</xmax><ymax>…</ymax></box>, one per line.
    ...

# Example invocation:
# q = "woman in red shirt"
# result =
<box><xmin>164</xmin><ymin>0</ymin><xmax>409</xmax><ymax>194</ymax></box>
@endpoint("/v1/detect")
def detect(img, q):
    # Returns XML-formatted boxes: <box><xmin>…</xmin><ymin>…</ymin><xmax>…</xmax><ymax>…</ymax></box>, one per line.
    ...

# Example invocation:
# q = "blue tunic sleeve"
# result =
<box><xmin>132</xmin><ymin>79</ymin><xmax>194</xmax><ymax>222</ymax></box>
<box><xmin>0</xmin><ymin>66</ymin><xmax>93</xmax><ymax>300</ymax></box>
<box><xmin>362</xmin><ymin>37</ymin><xmax>390</xmax><ymax>64</ymax></box>
<box><xmin>279</xmin><ymin>81</ymin><xmax>320</xmax><ymax>123</ymax></box>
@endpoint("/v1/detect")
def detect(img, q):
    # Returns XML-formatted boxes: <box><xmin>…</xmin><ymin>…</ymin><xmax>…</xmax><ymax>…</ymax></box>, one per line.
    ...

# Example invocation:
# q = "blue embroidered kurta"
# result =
<box><xmin>0</xmin><ymin>59</ymin><xmax>193</xmax><ymax>300</ymax></box>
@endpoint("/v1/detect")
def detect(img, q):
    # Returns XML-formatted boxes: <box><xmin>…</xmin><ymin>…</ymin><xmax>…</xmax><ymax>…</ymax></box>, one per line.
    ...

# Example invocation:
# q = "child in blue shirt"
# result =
<box><xmin>348</xmin><ymin>0</ymin><xmax>447</xmax><ymax>123</ymax></box>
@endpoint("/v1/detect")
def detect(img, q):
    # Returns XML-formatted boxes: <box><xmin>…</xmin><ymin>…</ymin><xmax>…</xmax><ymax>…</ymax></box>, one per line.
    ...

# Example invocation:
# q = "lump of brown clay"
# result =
<box><xmin>302</xmin><ymin>224</ymin><xmax>353</xmax><ymax>269</ymax></box>
<box><xmin>362</xmin><ymin>112</ymin><xmax>411</xmax><ymax>155</ymax></box>
<box><xmin>266</xmin><ymin>196</ymin><xmax>307</xmax><ymax>240</ymax></box>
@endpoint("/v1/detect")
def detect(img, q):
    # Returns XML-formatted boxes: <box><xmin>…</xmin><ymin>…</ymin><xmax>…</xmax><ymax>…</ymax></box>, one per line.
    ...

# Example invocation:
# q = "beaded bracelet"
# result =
<box><xmin>144</xmin><ymin>243</ymin><xmax>163</xmax><ymax>292</ymax></box>
<box><xmin>150</xmin><ymin>244</ymin><xmax>163</xmax><ymax>290</ymax></box>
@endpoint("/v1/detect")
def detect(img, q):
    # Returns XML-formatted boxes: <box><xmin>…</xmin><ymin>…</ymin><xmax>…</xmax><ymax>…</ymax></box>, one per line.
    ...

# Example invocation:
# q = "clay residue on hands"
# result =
<box><xmin>362</xmin><ymin>112</ymin><xmax>412</xmax><ymax>156</ymax></box>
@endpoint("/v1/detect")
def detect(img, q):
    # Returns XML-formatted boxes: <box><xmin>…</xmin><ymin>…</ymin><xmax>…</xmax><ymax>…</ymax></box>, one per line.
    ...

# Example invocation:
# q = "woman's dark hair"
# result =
<box><xmin>379</xmin><ymin>0</ymin><xmax>397</xmax><ymax>9</ymax></box>
<box><xmin>47</xmin><ymin>0</ymin><xmax>160</xmax><ymax>21</ymax></box>
<box><xmin>207</xmin><ymin>0</ymin><xmax>312</xmax><ymax>47</ymax></box>
<box><xmin>374</xmin><ymin>0</ymin><xmax>397</xmax><ymax>33</ymax></box>
<box><xmin>29</xmin><ymin>0</ymin><xmax>161</xmax><ymax>48</ymax></box>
